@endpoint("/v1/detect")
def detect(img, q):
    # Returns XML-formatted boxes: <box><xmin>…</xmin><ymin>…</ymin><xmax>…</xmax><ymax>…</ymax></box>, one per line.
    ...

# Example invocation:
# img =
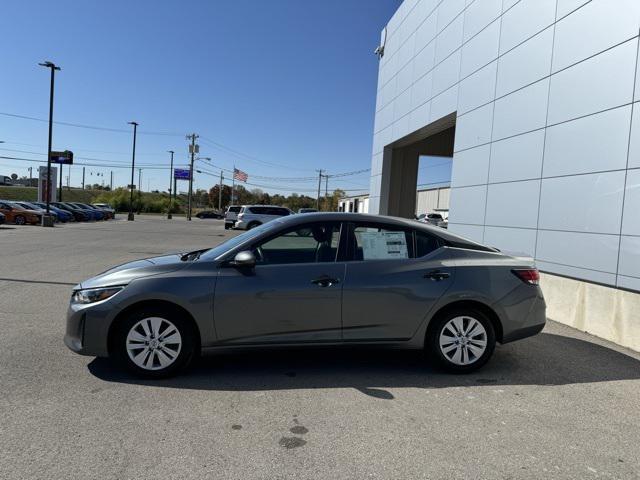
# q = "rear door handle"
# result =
<box><xmin>311</xmin><ymin>275</ymin><xmax>340</xmax><ymax>287</ymax></box>
<box><xmin>423</xmin><ymin>270</ymin><xmax>450</xmax><ymax>281</ymax></box>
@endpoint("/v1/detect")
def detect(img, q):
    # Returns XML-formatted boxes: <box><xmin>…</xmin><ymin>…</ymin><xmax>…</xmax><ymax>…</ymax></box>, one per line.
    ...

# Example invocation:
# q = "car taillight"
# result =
<box><xmin>511</xmin><ymin>268</ymin><xmax>540</xmax><ymax>285</ymax></box>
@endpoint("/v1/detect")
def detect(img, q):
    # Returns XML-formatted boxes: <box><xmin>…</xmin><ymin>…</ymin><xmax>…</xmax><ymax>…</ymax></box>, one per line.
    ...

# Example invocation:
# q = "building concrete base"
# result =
<box><xmin>541</xmin><ymin>272</ymin><xmax>640</xmax><ymax>353</ymax></box>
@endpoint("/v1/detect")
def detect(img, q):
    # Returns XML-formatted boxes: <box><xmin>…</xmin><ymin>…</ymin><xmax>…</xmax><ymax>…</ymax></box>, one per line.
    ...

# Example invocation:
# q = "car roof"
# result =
<box><xmin>269</xmin><ymin>212</ymin><xmax>496</xmax><ymax>251</ymax></box>
<box><xmin>242</xmin><ymin>205</ymin><xmax>288</xmax><ymax>208</ymax></box>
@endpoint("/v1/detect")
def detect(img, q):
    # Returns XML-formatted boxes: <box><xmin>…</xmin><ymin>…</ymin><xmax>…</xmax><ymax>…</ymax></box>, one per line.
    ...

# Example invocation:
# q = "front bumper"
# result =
<box><xmin>64</xmin><ymin>298</ymin><xmax>121</xmax><ymax>357</ymax></box>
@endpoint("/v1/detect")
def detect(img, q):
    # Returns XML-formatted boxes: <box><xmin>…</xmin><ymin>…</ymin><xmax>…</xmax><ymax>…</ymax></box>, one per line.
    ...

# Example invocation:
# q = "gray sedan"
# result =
<box><xmin>64</xmin><ymin>213</ymin><xmax>546</xmax><ymax>377</ymax></box>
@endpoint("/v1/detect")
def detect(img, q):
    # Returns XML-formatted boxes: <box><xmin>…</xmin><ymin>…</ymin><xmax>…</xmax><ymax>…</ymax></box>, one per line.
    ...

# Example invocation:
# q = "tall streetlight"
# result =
<box><xmin>127</xmin><ymin>121</ymin><xmax>138</xmax><ymax>221</ymax></box>
<box><xmin>167</xmin><ymin>150</ymin><xmax>174</xmax><ymax>219</ymax></box>
<box><xmin>38</xmin><ymin>61</ymin><xmax>60</xmax><ymax>227</ymax></box>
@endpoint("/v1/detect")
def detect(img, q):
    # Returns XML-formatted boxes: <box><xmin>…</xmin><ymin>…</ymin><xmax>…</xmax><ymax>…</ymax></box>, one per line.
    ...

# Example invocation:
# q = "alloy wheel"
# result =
<box><xmin>126</xmin><ymin>317</ymin><xmax>182</xmax><ymax>371</ymax></box>
<box><xmin>439</xmin><ymin>316</ymin><xmax>487</xmax><ymax>366</ymax></box>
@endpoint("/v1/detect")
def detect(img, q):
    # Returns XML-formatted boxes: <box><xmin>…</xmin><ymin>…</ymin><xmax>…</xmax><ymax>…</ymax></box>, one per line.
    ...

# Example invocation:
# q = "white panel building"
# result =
<box><xmin>369</xmin><ymin>0</ymin><xmax>640</xmax><ymax>350</ymax></box>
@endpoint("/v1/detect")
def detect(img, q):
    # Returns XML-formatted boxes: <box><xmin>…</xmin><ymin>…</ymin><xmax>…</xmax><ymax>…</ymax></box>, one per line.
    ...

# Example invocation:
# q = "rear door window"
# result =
<box><xmin>351</xmin><ymin>223</ymin><xmax>414</xmax><ymax>260</ymax></box>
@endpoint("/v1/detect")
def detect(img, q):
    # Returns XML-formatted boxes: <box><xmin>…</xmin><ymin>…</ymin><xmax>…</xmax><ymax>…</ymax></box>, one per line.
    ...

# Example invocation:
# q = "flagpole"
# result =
<box><xmin>232</xmin><ymin>165</ymin><xmax>236</xmax><ymax>205</ymax></box>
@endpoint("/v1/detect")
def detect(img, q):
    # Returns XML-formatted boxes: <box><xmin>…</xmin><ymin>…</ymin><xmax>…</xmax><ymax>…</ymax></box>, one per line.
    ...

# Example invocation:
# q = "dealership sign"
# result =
<box><xmin>174</xmin><ymin>168</ymin><xmax>191</xmax><ymax>180</ymax></box>
<box><xmin>49</xmin><ymin>150</ymin><xmax>74</xmax><ymax>164</ymax></box>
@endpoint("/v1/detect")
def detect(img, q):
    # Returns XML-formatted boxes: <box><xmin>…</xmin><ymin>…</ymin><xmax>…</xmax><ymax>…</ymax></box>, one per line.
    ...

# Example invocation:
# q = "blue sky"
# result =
<box><xmin>0</xmin><ymin>0</ymin><xmax>451</xmax><ymax>195</ymax></box>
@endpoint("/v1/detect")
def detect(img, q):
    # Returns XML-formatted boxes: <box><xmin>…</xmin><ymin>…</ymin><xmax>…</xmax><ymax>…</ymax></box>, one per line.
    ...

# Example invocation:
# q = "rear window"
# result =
<box><xmin>228</xmin><ymin>206</ymin><xmax>241</xmax><ymax>213</ymax></box>
<box><xmin>270</xmin><ymin>207</ymin><xmax>289</xmax><ymax>216</ymax></box>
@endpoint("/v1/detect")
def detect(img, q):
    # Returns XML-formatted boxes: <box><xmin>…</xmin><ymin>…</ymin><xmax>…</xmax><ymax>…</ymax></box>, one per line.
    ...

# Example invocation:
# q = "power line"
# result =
<box><xmin>0</xmin><ymin>111</ymin><xmax>183</xmax><ymax>136</ymax></box>
<box><xmin>1</xmin><ymin>141</ymin><xmax>168</xmax><ymax>156</ymax></box>
<box><xmin>199</xmin><ymin>136</ymin><xmax>315</xmax><ymax>173</ymax></box>
<box><xmin>0</xmin><ymin>155</ymin><xmax>182</xmax><ymax>170</ymax></box>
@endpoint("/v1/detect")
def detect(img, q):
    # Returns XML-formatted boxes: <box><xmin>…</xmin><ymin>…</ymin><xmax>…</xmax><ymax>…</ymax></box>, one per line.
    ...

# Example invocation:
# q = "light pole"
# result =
<box><xmin>167</xmin><ymin>150</ymin><xmax>174</xmax><ymax>219</ymax></box>
<box><xmin>38</xmin><ymin>61</ymin><xmax>60</xmax><ymax>226</ymax></box>
<box><xmin>186</xmin><ymin>134</ymin><xmax>199</xmax><ymax>221</ymax></box>
<box><xmin>127</xmin><ymin>121</ymin><xmax>138</xmax><ymax>221</ymax></box>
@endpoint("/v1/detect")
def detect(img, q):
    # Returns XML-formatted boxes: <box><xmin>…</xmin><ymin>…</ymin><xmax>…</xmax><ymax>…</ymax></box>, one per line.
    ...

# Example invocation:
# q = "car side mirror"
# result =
<box><xmin>230</xmin><ymin>250</ymin><xmax>256</xmax><ymax>269</ymax></box>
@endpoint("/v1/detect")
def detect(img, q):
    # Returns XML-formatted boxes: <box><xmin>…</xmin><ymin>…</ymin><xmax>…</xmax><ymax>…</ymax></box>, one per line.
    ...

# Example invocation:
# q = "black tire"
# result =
<box><xmin>247</xmin><ymin>221</ymin><xmax>261</xmax><ymax>230</ymax></box>
<box><xmin>14</xmin><ymin>215</ymin><xmax>26</xmax><ymax>225</ymax></box>
<box><xmin>426</xmin><ymin>307</ymin><xmax>496</xmax><ymax>373</ymax></box>
<box><xmin>112</xmin><ymin>307</ymin><xmax>197</xmax><ymax>378</ymax></box>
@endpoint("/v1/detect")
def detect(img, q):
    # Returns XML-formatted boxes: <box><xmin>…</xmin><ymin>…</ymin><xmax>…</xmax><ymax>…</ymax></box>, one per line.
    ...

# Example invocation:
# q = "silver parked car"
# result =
<box><xmin>64</xmin><ymin>213</ymin><xmax>546</xmax><ymax>378</ymax></box>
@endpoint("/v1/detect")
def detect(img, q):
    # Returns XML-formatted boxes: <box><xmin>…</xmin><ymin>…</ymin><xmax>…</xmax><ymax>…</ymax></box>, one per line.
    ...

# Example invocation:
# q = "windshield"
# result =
<box><xmin>200</xmin><ymin>221</ymin><xmax>279</xmax><ymax>261</ymax></box>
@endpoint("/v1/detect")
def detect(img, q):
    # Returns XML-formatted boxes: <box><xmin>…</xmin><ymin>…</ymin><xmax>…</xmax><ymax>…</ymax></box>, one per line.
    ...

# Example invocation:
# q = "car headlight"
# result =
<box><xmin>72</xmin><ymin>286</ymin><xmax>124</xmax><ymax>304</ymax></box>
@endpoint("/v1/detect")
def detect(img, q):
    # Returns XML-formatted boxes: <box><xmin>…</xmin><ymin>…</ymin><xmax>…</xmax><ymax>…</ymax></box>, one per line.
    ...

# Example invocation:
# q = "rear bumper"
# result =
<box><xmin>498</xmin><ymin>285</ymin><xmax>546</xmax><ymax>344</ymax></box>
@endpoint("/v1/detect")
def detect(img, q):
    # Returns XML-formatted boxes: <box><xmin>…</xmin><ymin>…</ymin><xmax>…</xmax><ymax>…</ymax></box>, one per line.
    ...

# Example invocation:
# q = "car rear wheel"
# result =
<box><xmin>247</xmin><ymin>221</ymin><xmax>261</xmax><ymax>229</ymax></box>
<box><xmin>14</xmin><ymin>215</ymin><xmax>26</xmax><ymax>225</ymax></box>
<box><xmin>113</xmin><ymin>308</ymin><xmax>196</xmax><ymax>378</ymax></box>
<box><xmin>427</xmin><ymin>308</ymin><xmax>496</xmax><ymax>373</ymax></box>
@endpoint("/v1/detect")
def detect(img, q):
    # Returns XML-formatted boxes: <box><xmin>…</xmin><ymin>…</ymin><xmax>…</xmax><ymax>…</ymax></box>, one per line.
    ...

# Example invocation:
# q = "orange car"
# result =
<box><xmin>0</xmin><ymin>200</ymin><xmax>42</xmax><ymax>225</ymax></box>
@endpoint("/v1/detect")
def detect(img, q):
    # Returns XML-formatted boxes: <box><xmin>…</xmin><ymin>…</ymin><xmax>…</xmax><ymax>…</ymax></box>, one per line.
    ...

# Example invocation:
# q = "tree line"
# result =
<box><xmin>91</xmin><ymin>185</ymin><xmax>346</xmax><ymax>214</ymax></box>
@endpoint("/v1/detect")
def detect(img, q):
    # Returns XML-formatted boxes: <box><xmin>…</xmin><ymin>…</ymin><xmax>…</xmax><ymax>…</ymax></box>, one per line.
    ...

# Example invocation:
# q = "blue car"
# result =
<box><xmin>32</xmin><ymin>201</ymin><xmax>74</xmax><ymax>222</ymax></box>
<box><xmin>68</xmin><ymin>202</ymin><xmax>104</xmax><ymax>220</ymax></box>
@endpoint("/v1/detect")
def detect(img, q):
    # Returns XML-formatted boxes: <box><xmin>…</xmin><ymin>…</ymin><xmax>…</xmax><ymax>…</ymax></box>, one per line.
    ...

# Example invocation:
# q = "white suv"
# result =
<box><xmin>234</xmin><ymin>205</ymin><xmax>292</xmax><ymax>230</ymax></box>
<box><xmin>224</xmin><ymin>205</ymin><xmax>241</xmax><ymax>230</ymax></box>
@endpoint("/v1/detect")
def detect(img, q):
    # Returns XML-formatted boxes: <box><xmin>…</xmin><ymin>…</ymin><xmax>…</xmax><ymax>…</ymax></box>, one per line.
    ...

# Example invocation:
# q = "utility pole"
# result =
<box><xmin>316</xmin><ymin>169</ymin><xmax>323</xmax><ymax>210</ymax></box>
<box><xmin>218</xmin><ymin>171</ymin><xmax>223</xmax><ymax>211</ymax></box>
<box><xmin>110</xmin><ymin>170</ymin><xmax>113</xmax><ymax>190</ymax></box>
<box><xmin>38</xmin><ymin>61</ymin><xmax>60</xmax><ymax>226</ymax></box>
<box><xmin>127</xmin><ymin>121</ymin><xmax>138</xmax><ymax>221</ymax></box>
<box><xmin>324</xmin><ymin>173</ymin><xmax>329</xmax><ymax>211</ymax></box>
<box><xmin>82</xmin><ymin>166</ymin><xmax>85</xmax><ymax>190</ymax></box>
<box><xmin>167</xmin><ymin>150</ymin><xmax>174</xmax><ymax>219</ymax></box>
<box><xmin>186</xmin><ymin>133</ymin><xmax>198</xmax><ymax>221</ymax></box>
<box><xmin>28</xmin><ymin>167</ymin><xmax>32</xmax><ymax>186</ymax></box>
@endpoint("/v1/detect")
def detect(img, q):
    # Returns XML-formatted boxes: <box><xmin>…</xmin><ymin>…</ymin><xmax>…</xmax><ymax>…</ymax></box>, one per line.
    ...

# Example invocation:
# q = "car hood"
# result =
<box><xmin>78</xmin><ymin>254</ymin><xmax>189</xmax><ymax>289</ymax></box>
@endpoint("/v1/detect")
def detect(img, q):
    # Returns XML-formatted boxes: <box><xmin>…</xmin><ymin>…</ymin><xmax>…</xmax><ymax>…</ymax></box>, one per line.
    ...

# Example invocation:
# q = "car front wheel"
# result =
<box><xmin>427</xmin><ymin>308</ymin><xmax>496</xmax><ymax>373</ymax></box>
<box><xmin>113</xmin><ymin>309</ymin><xmax>196</xmax><ymax>378</ymax></box>
<box><xmin>14</xmin><ymin>215</ymin><xmax>26</xmax><ymax>225</ymax></box>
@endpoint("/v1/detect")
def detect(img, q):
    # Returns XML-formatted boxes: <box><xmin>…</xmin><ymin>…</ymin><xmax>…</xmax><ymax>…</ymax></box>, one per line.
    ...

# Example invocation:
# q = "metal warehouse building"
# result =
<box><xmin>370</xmin><ymin>0</ymin><xmax>640</xmax><ymax>350</ymax></box>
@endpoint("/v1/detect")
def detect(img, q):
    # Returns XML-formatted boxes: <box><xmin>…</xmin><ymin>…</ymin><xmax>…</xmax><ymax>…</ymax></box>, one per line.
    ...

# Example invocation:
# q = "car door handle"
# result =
<box><xmin>423</xmin><ymin>270</ymin><xmax>450</xmax><ymax>281</ymax></box>
<box><xmin>311</xmin><ymin>276</ymin><xmax>341</xmax><ymax>287</ymax></box>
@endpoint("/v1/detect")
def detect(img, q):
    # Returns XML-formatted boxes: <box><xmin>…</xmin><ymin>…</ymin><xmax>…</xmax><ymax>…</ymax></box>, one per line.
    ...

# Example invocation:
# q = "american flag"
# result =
<box><xmin>233</xmin><ymin>168</ymin><xmax>248</xmax><ymax>182</ymax></box>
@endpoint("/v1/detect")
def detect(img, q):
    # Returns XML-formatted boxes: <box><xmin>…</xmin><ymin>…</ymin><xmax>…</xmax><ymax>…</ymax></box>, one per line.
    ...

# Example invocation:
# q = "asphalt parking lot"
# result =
<box><xmin>1</xmin><ymin>216</ymin><xmax>639</xmax><ymax>479</ymax></box>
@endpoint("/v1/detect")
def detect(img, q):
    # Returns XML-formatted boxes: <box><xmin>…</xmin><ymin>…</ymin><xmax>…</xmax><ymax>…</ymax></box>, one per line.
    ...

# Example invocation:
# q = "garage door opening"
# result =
<box><xmin>378</xmin><ymin>113</ymin><xmax>455</xmax><ymax>218</ymax></box>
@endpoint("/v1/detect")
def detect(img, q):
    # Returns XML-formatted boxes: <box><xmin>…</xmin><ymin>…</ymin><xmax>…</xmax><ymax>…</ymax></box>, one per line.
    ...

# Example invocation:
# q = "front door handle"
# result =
<box><xmin>311</xmin><ymin>275</ymin><xmax>341</xmax><ymax>287</ymax></box>
<box><xmin>423</xmin><ymin>270</ymin><xmax>450</xmax><ymax>281</ymax></box>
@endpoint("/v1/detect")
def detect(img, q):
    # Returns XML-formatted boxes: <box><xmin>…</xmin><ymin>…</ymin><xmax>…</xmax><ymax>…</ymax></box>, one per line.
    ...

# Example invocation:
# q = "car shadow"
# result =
<box><xmin>88</xmin><ymin>332</ymin><xmax>640</xmax><ymax>399</ymax></box>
